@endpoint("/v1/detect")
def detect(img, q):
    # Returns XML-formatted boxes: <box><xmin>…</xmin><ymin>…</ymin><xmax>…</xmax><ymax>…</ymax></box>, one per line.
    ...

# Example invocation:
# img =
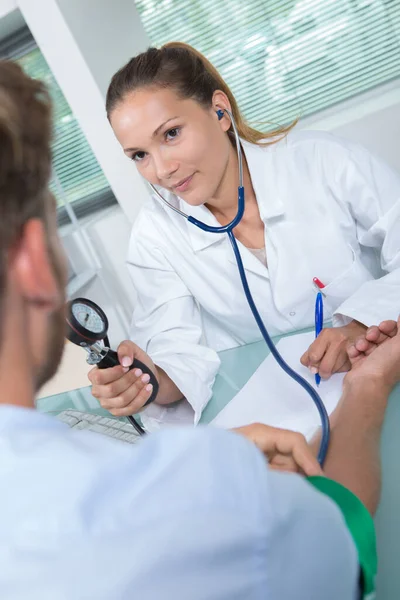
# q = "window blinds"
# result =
<box><xmin>135</xmin><ymin>0</ymin><xmax>400</xmax><ymax>127</ymax></box>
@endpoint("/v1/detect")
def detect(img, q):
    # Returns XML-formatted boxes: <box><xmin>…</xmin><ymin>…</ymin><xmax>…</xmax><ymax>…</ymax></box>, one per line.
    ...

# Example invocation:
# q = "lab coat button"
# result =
<box><xmin>289</xmin><ymin>311</ymin><xmax>296</xmax><ymax>316</ymax></box>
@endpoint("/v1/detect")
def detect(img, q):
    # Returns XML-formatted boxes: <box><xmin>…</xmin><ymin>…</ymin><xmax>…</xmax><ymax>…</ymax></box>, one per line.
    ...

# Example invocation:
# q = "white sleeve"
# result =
<box><xmin>333</xmin><ymin>142</ymin><xmax>400</xmax><ymax>325</ymax></box>
<box><xmin>261</xmin><ymin>470</ymin><xmax>359</xmax><ymax>600</ymax></box>
<box><xmin>127</xmin><ymin>217</ymin><xmax>220</xmax><ymax>427</ymax></box>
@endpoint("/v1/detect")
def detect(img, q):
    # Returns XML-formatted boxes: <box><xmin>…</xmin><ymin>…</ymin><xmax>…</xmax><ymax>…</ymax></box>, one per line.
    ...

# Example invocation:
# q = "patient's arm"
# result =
<box><xmin>313</xmin><ymin>317</ymin><xmax>400</xmax><ymax>514</ymax></box>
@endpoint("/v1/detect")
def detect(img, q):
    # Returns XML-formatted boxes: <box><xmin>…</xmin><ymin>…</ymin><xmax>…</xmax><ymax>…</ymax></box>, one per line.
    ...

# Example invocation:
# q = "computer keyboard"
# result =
<box><xmin>55</xmin><ymin>410</ymin><xmax>142</xmax><ymax>444</ymax></box>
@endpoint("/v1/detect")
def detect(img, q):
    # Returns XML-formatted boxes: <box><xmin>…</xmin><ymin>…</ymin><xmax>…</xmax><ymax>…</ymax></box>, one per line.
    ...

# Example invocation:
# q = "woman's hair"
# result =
<box><xmin>106</xmin><ymin>41</ymin><xmax>297</xmax><ymax>145</ymax></box>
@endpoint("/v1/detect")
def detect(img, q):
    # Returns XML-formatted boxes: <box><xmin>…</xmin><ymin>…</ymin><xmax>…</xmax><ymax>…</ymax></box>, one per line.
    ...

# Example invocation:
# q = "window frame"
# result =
<box><xmin>0</xmin><ymin>26</ymin><xmax>117</xmax><ymax>228</ymax></box>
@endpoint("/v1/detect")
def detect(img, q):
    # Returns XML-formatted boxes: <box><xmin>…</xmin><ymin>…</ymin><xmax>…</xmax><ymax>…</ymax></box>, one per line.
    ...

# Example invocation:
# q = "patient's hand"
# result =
<box><xmin>233</xmin><ymin>423</ymin><xmax>323</xmax><ymax>477</ymax></box>
<box><xmin>347</xmin><ymin>319</ymin><xmax>398</xmax><ymax>362</ymax></box>
<box><xmin>346</xmin><ymin>317</ymin><xmax>400</xmax><ymax>392</ymax></box>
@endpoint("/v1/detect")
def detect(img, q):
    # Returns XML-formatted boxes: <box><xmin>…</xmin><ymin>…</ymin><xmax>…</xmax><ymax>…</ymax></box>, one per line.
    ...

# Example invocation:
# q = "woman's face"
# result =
<box><xmin>110</xmin><ymin>86</ymin><xmax>233</xmax><ymax>206</ymax></box>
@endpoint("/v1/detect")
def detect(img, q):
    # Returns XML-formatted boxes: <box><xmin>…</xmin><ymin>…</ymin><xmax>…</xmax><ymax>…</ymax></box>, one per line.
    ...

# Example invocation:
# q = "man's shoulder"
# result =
<box><xmin>0</xmin><ymin>409</ymin><xmax>359</xmax><ymax>598</ymax></box>
<box><xmin>0</xmin><ymin>409</ymin><xmax>269</xmax><ymax>525</ymax></box>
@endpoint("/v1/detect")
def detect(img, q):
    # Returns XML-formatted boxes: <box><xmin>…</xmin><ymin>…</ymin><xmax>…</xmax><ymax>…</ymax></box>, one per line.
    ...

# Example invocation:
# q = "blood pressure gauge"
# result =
<box><xmin>66</xmin><ymin>298</ymin><xmax>109</xmax><ymax>346</ymax></box>
<box><xmin>65</xmin><ymin>297</ymin><xmax>159</xmax><ymax>436</ymax></box>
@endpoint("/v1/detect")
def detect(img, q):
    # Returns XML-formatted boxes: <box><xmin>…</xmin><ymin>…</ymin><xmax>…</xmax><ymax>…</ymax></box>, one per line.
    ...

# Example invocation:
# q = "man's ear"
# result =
<box><xmin>10</xmin><ymin>218</ymin><xmax>61</xmax><ymax>308</ymax></box>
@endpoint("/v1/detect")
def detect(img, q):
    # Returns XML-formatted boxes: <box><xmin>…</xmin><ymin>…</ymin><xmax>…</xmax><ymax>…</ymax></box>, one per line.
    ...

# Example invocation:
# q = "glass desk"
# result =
<box><xmin>37</xmin><ymin>332</ymin><xmax>400</xmax><ymax>600</ymax></box>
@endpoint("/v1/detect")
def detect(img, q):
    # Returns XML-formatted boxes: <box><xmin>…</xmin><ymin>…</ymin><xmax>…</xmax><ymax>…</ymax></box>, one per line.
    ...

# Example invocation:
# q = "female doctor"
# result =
<box><xmin>89</xmin><ymin>42</ymin><xmax>400</xmax><ymax>429</ymax></box>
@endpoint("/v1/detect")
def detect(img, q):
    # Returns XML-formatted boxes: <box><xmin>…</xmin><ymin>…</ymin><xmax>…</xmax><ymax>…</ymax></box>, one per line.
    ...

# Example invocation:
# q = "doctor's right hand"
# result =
<box><xmin>88</xmin><ymin>341</ymin><xmax>158</xmax><ymax>417</ymax></box>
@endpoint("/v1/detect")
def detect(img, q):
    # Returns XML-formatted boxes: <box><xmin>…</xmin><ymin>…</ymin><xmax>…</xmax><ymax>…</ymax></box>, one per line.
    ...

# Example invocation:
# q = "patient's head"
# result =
<box><xmin>0</xmin><ymin>61</ymin><xmax>67</xmax><ymax>391</ymax></box>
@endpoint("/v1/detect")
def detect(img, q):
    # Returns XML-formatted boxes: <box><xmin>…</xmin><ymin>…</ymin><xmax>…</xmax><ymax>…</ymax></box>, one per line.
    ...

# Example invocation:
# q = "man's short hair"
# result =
<box><xmin>0</xmin><ymin>60</ymin><xmax>52</xmax><ymax>327</ymax></box>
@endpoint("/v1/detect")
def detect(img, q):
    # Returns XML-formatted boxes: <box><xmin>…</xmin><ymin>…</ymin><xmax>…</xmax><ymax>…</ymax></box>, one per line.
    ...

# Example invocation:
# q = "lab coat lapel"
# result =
<box><xmin>184</xmin><ymin>202</ymin><xmax>269</xmax><ymax>277</ymax></box>
<box><xmin>227</xmin><ymin>236</ymin><xmax>270</xmax><ymax>279</ymax></box>
<box><xmin>178</xmin><ymin>140</ymin><xmax>286</xmax><ymax>278</ymax></box>
<box><xmin>155</xmin><ymin>187</ymin><xmax>225</xmax><ymax>252</ymax></box>
<box><xmin>226</xmin><ymin>140</ymin><xmax>286</xmax><ymax>278</ymax></box>
<box><xmin>182</xmin><ymin>202</ymin><xmax>226</xmax><ymax>252</ymax></box>
<box><xmin>240</xmin><ymin>139</ymin><xmax>286</xmax><ymax>221</ymax></box>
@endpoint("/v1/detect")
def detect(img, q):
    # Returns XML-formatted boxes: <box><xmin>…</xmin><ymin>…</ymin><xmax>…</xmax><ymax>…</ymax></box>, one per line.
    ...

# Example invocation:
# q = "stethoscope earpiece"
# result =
<box><xmin>216</xmin><ymin>109</ymin><xmax>225</xmax><ymax>121</ymax></box>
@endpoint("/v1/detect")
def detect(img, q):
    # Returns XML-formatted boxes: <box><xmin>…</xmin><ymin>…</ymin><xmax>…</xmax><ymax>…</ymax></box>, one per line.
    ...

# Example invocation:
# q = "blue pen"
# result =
<box><xmin>314</xmin><ymin>291</ymin><xmax>324</xmax><ymax>386</ymax></box>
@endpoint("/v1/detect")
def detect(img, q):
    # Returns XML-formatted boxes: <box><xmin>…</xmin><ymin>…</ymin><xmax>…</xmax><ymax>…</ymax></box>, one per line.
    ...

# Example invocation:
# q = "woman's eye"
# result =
<box><xmin>132</xmin><ymin>151</ymin><xmax>146</xmax><ymax>162</ymax></box>
<box><xmin>165</xmin><ymin>127</ymin><xmax>180</xmax><ymax>141</ymax></box>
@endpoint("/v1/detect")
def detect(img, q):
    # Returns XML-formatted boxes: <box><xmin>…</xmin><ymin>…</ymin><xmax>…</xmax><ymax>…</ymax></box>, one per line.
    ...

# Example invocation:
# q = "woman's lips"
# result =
<box><xmin>174</xmin><ymin>174</ymin><xmax>194</xmax><ymax>193</ymax></box>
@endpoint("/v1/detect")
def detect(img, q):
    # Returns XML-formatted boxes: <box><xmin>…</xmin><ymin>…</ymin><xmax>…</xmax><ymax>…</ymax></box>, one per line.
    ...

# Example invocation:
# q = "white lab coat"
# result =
<box><xmin>127</xmin><ymin>131</ymin><xmax>400</xmax><ymax>429</ymax></box>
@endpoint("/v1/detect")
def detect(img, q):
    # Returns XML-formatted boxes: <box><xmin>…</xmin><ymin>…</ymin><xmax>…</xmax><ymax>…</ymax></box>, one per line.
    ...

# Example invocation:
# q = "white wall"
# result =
<box><xmin>328</xmin><ymin>102</ymin><xmax>400</xmax><ymax>173</ymax></box>
<box><xmin>300</xmin><ymin>79</ymin><xmax>400</xmax><ymax>173</ymax></box>
<box><xmin>54</xmin><ymin>0</ymin><xmax>149</xmax><ymax>99</ymax></box>
<box><xmin>85</xmin><ymin>207</ymin><xmax>137</xmax><ymax>315</ymax></box>
<box><xmin>17</xmin><ymin>0</ymin><xmax>151</xmax><ymax>224</ymax></box>
<box><xmin>61</xmin><ymin>205</ymin><xmax>135</xmax><ymax>345</ymax></box>
<box><xmin>0</xmin><ymin>0</ymin><xmax>16</xmax><ymax>21</ymax></box>
<box><xmin>0</xmin><ymin>0</ymin><xmax>143</xmax><ymax>347</ymax></box>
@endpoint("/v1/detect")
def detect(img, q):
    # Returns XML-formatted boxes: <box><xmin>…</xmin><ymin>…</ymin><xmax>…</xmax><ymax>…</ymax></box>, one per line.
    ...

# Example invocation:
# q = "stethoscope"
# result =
<box><xmin>148</xmin><ymin>108</ymin><xmax>330</xmax><ymax>466</ymax></box>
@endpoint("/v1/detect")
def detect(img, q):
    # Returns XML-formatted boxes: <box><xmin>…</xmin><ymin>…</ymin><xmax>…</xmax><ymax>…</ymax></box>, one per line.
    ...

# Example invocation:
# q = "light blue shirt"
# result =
<box><xmin>0</xmin><ymin>406</ymin><xmax>359</xmax><ymax>599</ymax></box>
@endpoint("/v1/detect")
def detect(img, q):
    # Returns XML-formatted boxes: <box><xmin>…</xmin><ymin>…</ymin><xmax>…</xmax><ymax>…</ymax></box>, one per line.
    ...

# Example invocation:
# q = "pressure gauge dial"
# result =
<box><xmin>66</xmin><ymin>298</ymin><xmax>108</xmax><ymax>345</ymax></box>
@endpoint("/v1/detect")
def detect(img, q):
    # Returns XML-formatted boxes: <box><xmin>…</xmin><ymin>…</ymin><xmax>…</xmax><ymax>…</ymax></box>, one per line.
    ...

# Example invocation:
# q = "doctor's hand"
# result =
<box><xmin>88</xmin><ymin>341</ymin><xmax>159</xmax><ymax>417</ymax></box>
<box><xmin>233</xmin><ymin>423</ymin><xmax>323</xmax><ymax>477</ymax></box>
<box><xmin>300</xmin><ymin>320</ymin><xmax>367</xmax><ymax>380</ymax></box>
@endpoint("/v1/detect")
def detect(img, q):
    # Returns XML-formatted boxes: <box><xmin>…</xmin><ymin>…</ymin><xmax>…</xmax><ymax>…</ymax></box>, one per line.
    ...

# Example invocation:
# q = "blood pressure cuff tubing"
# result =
<box><xmin>307</xmin><ymin>476</ymin><xmax>377</xmax><ymax>599</ymax></box>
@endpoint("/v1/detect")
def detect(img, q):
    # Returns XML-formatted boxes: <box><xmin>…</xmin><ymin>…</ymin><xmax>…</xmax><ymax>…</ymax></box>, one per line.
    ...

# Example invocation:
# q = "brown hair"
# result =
<box><xmin>0</xmin><ymin>60</ymin><xmax>53</xmax><ymax>323</ymax></box>
<box><xmin>106</xmin><ymin>41</ymin><xmax>296</xmax><ymax>145</ymax></box>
